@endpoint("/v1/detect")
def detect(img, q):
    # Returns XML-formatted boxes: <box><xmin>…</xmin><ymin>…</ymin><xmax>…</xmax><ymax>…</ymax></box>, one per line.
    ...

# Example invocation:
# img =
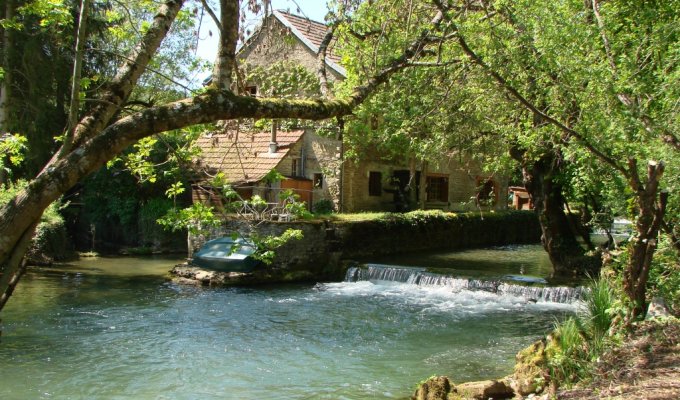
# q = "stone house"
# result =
<box><xmin>192</xmin><ymin>127</ymin><xmax>342</xmax><ymax>212</ymax></box>
<box><xmin>193</xmin><ymin>10</ymin><xmax>506</xmax><ymax>213</ymax></box>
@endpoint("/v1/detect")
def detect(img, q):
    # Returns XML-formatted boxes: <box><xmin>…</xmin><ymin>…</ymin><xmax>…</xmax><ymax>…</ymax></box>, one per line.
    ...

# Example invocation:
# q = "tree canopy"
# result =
<box><xmin>0</xmin><ymin>0</ymin><xmax>678</xmax><ymax>318</ymax></box>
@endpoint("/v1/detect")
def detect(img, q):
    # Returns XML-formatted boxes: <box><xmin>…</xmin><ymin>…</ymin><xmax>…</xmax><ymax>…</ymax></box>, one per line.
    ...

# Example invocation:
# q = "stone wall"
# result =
<box><xmin>186</xmin><ymin>211</ymin><xmax>541</xmax><ymax>284</ymax></box>
<box><xmin>239</xmin><ymin>18</ymin><xmax>344</xmax><ymax>83</ymax></box>
<box><xmin>340</xmin><ymin>155</ymin><xmax>508</xmax><ymax>213</ymax></box>
<box><xmin>334</xmin><ymin>211</ymin><xmax>540</xmax><ymax>259</ymax></box>
<box><xmin>273</xmin><ymin>130</ymin><xmax>342</xmax><ymax>210</ymax></box>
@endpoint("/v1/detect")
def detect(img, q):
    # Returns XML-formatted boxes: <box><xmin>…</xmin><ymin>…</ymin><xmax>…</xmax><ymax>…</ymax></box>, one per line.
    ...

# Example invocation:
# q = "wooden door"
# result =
<box><xmin>281</xmin><ymin>179</ymin><xmax>313</xmax><ymax>209</ymax></box>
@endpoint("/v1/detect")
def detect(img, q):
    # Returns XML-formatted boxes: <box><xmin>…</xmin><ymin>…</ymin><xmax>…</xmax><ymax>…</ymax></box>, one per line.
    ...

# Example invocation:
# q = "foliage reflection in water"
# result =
<box><xmin>0</xmin><ymin>252</ymin><xmax>575</xmax><ymax>399</ymax></box>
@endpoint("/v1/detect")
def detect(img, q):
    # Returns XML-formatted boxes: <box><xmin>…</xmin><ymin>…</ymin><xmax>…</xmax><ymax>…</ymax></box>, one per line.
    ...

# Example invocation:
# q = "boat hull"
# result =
<box><xmin>191</xmin><ymin>237</ymin><xmax>260</xmax><ymax>273</ymax></box>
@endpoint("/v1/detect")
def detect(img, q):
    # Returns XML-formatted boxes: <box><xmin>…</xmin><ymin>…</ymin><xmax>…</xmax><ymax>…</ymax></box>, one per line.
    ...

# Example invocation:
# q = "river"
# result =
<box><xmin>0</xmin><ymin>245</ymin><xmax>578</xmax><ymax>399</ymax></box>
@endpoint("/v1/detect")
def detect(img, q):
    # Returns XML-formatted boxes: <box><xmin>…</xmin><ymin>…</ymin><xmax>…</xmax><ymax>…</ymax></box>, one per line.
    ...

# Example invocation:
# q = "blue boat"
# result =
<box><xmin>192</xmin><ymin>237</ymin><xmax>260</xmax><ymax>272</ymax></box>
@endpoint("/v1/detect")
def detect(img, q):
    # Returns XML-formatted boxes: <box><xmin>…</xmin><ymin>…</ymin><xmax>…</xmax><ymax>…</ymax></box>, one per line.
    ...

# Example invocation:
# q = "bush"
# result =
<box><xmin>1</xmin><ymin>180</ymin><xmax>73</xmax><ymax>263</ymax></box>
<box><xmin>648</xmin><ymin>236</ymin><xmax>680</xmax><ymax>315</ymax></box>
<box><xmin>546</xmin><ymin>277</ymin><xmax>623</xmax><ymax>387</ymax></box>
<box><xmin>313</xmin><ymin>199</ymin><xmax>334</xmax><ymax>214</ymax></box>
<box><xmin>138</xmin><ymin>197</ymin><xmax>185</xmax><ymax>249</ymax></box>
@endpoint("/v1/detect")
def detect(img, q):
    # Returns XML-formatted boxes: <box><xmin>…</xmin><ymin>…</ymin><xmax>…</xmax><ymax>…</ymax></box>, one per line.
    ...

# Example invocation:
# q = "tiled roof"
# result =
<box><xmin>273</xmin><ymin>10</ymin><xmax>346</xmax><ymax>77</ymax></box>
<box><xmin>195</xmin><ymin>130</ymin><xmax>304</xmax><ymax>184</ymax></box>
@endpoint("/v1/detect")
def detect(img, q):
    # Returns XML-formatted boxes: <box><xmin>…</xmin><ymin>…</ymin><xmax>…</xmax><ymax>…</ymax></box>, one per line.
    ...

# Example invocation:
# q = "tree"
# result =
<box><xmin>430</xmin><ymin>0</ymin><xmax>677</xmax><ymax>316</ymax></box>
<box><xmin>338</xmin><ymin>0</ymin><xmax>678</xmax><ymax>316</ymax></box>
<box><xmin>0</xmin><ymin>0</ymin><xmax>449</xmax><ymax>310</ymax></box>
<box><xmin>337</xmin><ymin>0</ymin><xmax>593</xmax><ymax>272</ymax></box>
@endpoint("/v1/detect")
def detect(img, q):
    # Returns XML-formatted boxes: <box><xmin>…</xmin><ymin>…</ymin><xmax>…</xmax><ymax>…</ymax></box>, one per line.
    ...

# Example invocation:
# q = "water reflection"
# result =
<box><xmin>0</xmin><ymin>252</ymin><xmax>574</xmax><ymax>399</ymax></box>
<box><xmin>362</xmin><ymin>244</ymin><xmax>553</xmax><ymax>278</ymax></box>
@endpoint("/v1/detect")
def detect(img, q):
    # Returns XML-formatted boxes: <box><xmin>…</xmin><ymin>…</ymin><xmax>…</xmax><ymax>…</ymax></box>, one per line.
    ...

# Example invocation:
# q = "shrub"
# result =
<box><xmin>648</xmin><ymin>236</ymin><xmax>680</xmax><ymax>315</ymax></box>
<box><xmin>1</xmin><ymin>180</ymin><xmax>72</xmax><ymax>262</ymax></box>
<box><xmin>313</xmin><ymin>199</ymin><xmax>334</xmax><ymax>214</ymax></box>
<box><xmin>546</xmin><ymin>277</ymin><xmax>623</xmax><ymax>387</ymax></box>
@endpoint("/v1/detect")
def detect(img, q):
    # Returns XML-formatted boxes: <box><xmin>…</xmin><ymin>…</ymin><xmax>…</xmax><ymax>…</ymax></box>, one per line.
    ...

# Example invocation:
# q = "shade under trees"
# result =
<box><xmin>1</xmin><ymin>0</ymin><xmax>678</xmax><ymax>319</ymax></box>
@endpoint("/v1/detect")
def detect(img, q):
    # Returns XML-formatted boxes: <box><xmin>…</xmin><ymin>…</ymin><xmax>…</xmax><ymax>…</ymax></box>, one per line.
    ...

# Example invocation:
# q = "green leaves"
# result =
<box><xmin>0</xmin><ymin>134</ymin><xmax>28</xmax><ymax>177</ymax></box>
<box><xmin>157</xmin><ymin>202</ymin><xmax>220</xmax><ymax>236</ymax></box>
<box><xmin>18</xmin><ymin>0</ymin><xmax>72</xmax><ymax>29</ymax></box>
<box><xmin>165</xmin><ymin>181</ymin><xmax>185</xmax><ymax>199</ymax></box>
<box><xmin>250</xmin><ymin>228</ymin><xmax>303</xmax><ymax>265</ymax></box>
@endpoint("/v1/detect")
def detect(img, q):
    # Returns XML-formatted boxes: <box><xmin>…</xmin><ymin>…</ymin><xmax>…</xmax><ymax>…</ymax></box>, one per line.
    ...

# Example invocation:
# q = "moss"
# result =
<box><xmin>511</xmin><ymin>338</ymin><xmax>550</xmax><ymax>396</ymax></box>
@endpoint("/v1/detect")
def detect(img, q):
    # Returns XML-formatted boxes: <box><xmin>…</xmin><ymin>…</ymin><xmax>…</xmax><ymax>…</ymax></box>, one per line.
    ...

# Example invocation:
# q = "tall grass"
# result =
<box><xmin>585</xmin><ymin>278</ymin><xmax>616</xmax><ymax>338</ymax></box>
<box><xmin>547</xmin><ymin>277</ymin><xmax>619</xmax><ymax>386</ymax></box>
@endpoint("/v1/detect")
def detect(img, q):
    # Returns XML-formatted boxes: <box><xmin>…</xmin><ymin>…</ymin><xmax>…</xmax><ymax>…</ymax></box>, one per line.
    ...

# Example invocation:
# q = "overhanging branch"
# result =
<box><xmin>432</xmin><ymin>0</ymin><xmax>630</xmax><ymax>179</ymax></box>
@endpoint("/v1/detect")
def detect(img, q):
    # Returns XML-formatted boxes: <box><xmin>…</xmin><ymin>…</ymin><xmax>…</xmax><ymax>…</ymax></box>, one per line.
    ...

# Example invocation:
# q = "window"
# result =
<box><xmin>476</xmin><ymin>178</ymin><xmax>497</xmax><ymax>205</ymax></box>
<box><xmin>245</xmin><ymin>85</ymin><xmax>257</xmax><ymax>96</ymax></box>
<box><xmin>313</xmin><ymin>173</ymin><xmax>323</xmax><ymax>188</ymax></box>
<box><xmin>368</xmin><ymin>171</ymin><xmax>382</xmax><ymax>196</ymax></box>
<box><xmin>291</xmin><ymin>159</ymin><xmax>301</xmax><ymax>177</ymax></box>
<box><xmin>426</xmin><ymin>175</ymin><xmax>449</xmax><ymax>202</ymax></box>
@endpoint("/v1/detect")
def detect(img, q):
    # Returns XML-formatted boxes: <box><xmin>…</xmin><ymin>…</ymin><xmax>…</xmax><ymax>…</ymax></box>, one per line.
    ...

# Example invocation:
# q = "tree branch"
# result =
<box><xmin>69</xmin><ymin>0</ymin><xmax>184</xmax><ymax>150</ymax></box>
<box><xmin>432</xmin><ymin>0</ymin><xmax>630</xmax><ymax>179</ymax></box>
<box><xmin>406</xmin><ymin>60</ymin><xmax>461</xmax><ymax>67</ymax></box>
<box><xmin>591</xmin><ymin>0</ymin><xmax>617</xmax><ymax>76</ymax></box>
<box><xmin>317</xmin><ymin>23</ymin><xmax>338</xmax><ymax>98</ymax></box>
<box><xmin>200</xmin><ymin>0</ymin><xmax>222</xmax><ymax>32</ymax></box>
<box><xmin>91</xmin><ymin>48</ymin><xmax>198</xmax><ymax>94</ymax></box>
<box><xmin>211</xmin><ymin>0</ymin><xmax>239</xmax><ymax>90</ymax></box>
<box><xmin>59</xmin><ymin>0</ymin><xmax>90</xmax><ymax>158</ymax></box>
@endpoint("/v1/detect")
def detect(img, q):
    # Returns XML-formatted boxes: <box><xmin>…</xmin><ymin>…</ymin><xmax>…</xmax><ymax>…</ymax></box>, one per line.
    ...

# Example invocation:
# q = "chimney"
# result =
<box><xmin>269</xmin><ymin>120</ymin><xmax>278</xmax><ymax>153</ymax></box>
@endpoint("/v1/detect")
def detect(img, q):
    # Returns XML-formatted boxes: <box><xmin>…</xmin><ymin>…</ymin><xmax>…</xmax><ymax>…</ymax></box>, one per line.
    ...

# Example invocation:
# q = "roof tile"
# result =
<box><xmin>196</xmin><ymin>129</ymin><xmax>304</xmax><ymax>184</ymax></box>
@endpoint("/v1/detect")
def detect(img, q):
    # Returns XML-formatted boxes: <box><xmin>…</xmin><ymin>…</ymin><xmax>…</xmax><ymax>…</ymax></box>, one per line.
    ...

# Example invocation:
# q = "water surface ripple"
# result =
<box><xmin>0</xmin><ymin>251</ymin><xmax>574</xmax><ymax>399</ymax></box>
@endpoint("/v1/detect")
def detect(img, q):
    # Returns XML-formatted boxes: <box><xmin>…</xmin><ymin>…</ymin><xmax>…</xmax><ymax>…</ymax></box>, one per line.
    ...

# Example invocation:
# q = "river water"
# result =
<box><xmin>0</xmin><ymin>246</ymin><xmax>578</xmax><ymax>399</ymax></box>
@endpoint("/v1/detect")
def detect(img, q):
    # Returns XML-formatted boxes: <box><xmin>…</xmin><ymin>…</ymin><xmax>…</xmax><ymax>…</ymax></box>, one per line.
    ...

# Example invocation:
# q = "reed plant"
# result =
<box><xmin>547</xmin><ymin>277</ymin><xmax>622</xmax><ymax>386</ymax></box>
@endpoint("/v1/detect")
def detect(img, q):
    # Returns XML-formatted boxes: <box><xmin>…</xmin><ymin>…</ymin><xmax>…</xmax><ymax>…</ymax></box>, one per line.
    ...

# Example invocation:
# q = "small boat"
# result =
<box><xmin>191</xmin><ymin>237</ymin><xmax>260</xmax><ymax>272</ymax></box>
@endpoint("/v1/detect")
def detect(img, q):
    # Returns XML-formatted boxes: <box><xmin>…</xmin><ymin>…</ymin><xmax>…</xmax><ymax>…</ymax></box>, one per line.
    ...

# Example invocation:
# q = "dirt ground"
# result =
<box><xmin>557</xmin><ymin>319</ymin><xmax>680</xmax><ymax>400</ymax></box>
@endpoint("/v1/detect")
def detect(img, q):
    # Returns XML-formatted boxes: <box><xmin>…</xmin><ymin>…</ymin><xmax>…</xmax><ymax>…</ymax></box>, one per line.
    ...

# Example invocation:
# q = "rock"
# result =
<box><xmin>171</xmin><ymin>265</ymin><xmax>201</xmax><ymax>278</ymax></box>
<box><xmin>454</xmin><ymin>379</ymin><xmax>514</xmax><ymax>399</ymax></box>
<box><xmin>173</xmin><ymin>277</ymin><xmax>201</xmax><ymax>286</ymax></box>
<box><xmin>412</xmin><ymin>376</ymin><xmax>452</xmax><ymax>400</ymax></box>
<box><xmin>194</xmin><ymin>270</ymin><xmax>215</xmax><ymax>282</ymax></box>
<box><xmin>646</xmin><ymin>297</ymin><xmax>671</xmax><ymax>320</ymax></box>
<box><xmin>510</xmin><ymin>338</ymin><xmax>549</xmax><ymax>396</ymax></box>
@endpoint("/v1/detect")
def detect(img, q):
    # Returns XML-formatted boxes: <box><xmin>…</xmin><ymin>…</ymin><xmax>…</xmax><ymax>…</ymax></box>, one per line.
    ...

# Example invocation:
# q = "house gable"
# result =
<box><xmin>238</xmin><ymin>10</ymin><xmax>346</xmax><ymax>83</ymax></box>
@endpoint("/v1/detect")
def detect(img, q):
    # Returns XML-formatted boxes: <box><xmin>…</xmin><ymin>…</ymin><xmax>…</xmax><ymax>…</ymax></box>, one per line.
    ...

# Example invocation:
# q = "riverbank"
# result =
<box><xmin>411</xmin><ymin>317</ymin><xmax>680</xmax><ymax>400</ymax></box>
<box><xmin>557</xmin><ymin>318</ymin><xmax>680</xmax><ymax>400</ymax></box>
<box><xmin>175</xmin><ymin>210</ymin><xmax>541</xmax><ymax>286</ymax></box>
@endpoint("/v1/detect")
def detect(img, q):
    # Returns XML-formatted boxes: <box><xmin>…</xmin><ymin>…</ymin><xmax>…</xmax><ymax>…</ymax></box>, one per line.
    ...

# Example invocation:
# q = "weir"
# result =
<box><xmin>345</xmin><ymin>264</ymin><xmax>585</xmax><ymax>304</ymax></box>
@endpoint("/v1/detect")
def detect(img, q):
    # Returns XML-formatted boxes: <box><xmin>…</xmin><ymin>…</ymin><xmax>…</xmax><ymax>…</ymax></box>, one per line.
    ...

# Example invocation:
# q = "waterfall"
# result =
<box><xmin>344</xmin><ymin>264</ymin><xmax>585</xmax><ymax>304</ymax></box>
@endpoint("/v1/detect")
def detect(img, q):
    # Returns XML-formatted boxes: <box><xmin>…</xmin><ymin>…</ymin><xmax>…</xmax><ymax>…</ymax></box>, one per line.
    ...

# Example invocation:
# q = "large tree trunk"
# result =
<box><xmin>511</xmin><ymin>148</ymin><xmax>599</xmax><ymax>276</ymax></box>
<box><xmin>211</xmin><ymin>0</ymin><xmax>239</xmax><ymax>90</ymax></box>
<box><xmin>0</xmin><ymin>0</ymin><xmax>14</xmax><ymax>186</ymax></box>
<box><xmin>0</xmin><ymin>0</ymin><xmax>13</xmax><ymax>132</ymax></box>
<box><xmin>624</xmin><ymin>160</ymin><xmax>666</xmax><ymax>319</ymax></box>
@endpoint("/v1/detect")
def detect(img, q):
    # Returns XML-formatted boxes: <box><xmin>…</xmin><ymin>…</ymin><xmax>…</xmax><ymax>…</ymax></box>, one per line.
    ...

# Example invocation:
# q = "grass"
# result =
<box><xmin>585</xmin><ymin>277</ymin><xmax>616</xmax><ymax>337</ymax></box>
<box><xmin>322</xmin><ymin>209</ymin><xmax>458</xmax><ymax>222</ymax></box>
<box><xmin>546</xmin><ymin>277</ymin><xmax>623</xmax><ymax>387</ymax></box>
<box><xmin>327</xmin><ymin>212</ymin><xmax>392</xmax><ymax>221</ymax></box>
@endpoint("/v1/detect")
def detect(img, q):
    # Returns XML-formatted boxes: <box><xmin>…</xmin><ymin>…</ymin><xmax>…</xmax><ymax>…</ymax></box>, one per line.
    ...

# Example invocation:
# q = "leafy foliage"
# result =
<box><xmin>313</xmin><ymin>199</ymin><xmax>334</xmax><ymax>214</ymax></box>
<box><xmin>157</xmin><ymin>202</ymin><xmax>220</xmax><ymax>236</ymax></box>
<box><xmin>0</xmin><ymin>133</ymin><xmax>27</xmax><ymax>179</ymax></box>
<box><xmin>250</xmin><ymin>228</ymin><xmax>303</xmax><ymax>265</ymax></box>
<box><xmin>547</xmin><ymin>277</ymin><xmax>625</xmax><ymax>386</ymax></box>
